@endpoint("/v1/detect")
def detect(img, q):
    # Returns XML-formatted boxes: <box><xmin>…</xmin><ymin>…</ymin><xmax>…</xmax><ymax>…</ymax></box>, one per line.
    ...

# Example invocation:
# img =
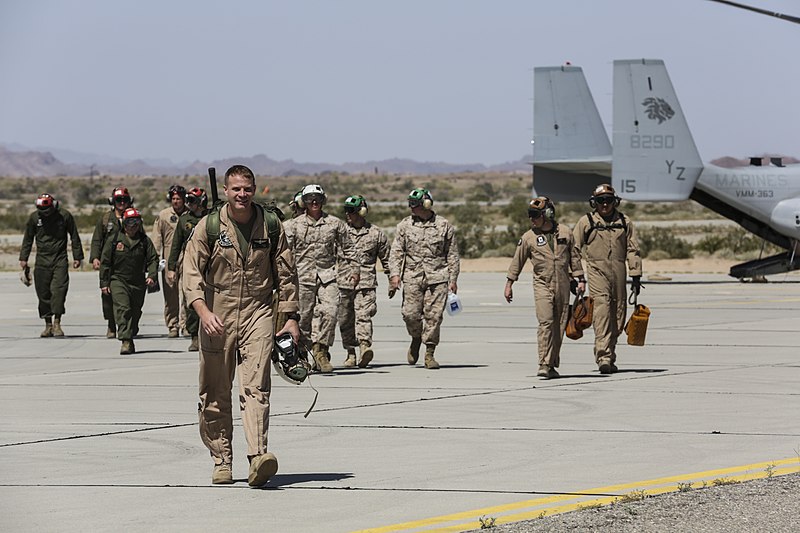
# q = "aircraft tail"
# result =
<box><xmin>532</xmin><ymin>65</ymin><xmax>612</xmax><ymax>201</ymax></box>
<box><xmin>611</xmin><ymin>59</ymin><xmax>703</xmax><ymax>201</ymax></box>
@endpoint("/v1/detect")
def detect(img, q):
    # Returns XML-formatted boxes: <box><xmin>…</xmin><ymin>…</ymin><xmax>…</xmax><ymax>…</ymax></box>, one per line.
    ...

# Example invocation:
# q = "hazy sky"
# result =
<box><xmin>1</xmin><ymin>0</ymin><xmax>797</xmax><ymax>165</ymax></box>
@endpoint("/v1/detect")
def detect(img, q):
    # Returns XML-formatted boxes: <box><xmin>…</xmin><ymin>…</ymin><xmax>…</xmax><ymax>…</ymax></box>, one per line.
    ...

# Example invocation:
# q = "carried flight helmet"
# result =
<box><xmin>299</xmin><ymin>184</ymin><xmax>326</xmax><ymax>207</ymax></box>
<box><xmin>108</xmin><ymin>187</ymin><xmax>133</xmax><ymax>206</ymax></box>
<box><xmin>185</xmin><ymin>187</ymin><xmax>208</xmax><ymax>207</ymax></box>
<box><xmin>408</xmin><ymin>188</ymin><xmax>433</xmax><ymax>209</ymax></box>
<box><xmin>271</xmin><ymin>332</ymin><xmax>311</xmax><ymax>385</ymax></box>
<box><xmin>35</xmin><ymin>193</ymin><xmax>58</xmax><ymax>212</ymax></box>
<box><xmin>167</xmin><ymin>184</ymin><xmax>187</xmax><ymax>203</ymax></box>
<box><xmin>589</xmin><ymin>183</ymin><xmax>620</xmax><ymax>208</ymax></box>
<box><xmin>289</xmin><ymin>189</ymin><xmax>304</xmax><ymax>210</ymax></box>
<box><xmin>528</xmin><ymin>196</ymin><xmax>555</xmax><ymax>221</ymax></box>
<box><xmin>343</xmin><ymin>195</ymin><xmax>368</xmax><ymax>217</ymax></box>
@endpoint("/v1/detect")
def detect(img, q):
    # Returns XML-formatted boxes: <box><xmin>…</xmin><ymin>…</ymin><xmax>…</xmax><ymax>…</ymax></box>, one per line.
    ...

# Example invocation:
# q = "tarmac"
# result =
<box><xmin>1</xmin><ymin>270</ymin><xmax>799</xmax><ymax>532</ymax></box>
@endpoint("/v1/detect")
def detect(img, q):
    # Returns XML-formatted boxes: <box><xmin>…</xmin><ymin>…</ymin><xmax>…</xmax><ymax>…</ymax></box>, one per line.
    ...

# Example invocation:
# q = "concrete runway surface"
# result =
<box><xmin>1</xmin><ymin>271</ymin><xmax>799</xmax><ymax>532</ymax></box>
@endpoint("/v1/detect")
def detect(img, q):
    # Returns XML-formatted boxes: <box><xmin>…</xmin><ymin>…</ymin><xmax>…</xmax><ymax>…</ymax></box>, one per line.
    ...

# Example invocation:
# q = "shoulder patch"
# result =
<box><xmin>536</xmin><ymin>235</ymin><xmax>547</xmax><ymax>247</ymax></box>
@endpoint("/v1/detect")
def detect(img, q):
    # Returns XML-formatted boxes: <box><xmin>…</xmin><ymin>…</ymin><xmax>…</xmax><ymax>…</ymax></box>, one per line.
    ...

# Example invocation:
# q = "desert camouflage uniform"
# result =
<box><xmin>182</xmin><ymin>205</ymin><xmax>299</xmax><ymax>465</ymax></box>
<box><xmin>289</xmin><ymin>212</ymin><xmax>357</xmax><ymax>348</ymax></box>
<box><xmin>506</xmin><ymin>224</ymin><xmax>583</xmax><ymax>368</ymax></box>
<box><xmin>573</xmin><ymin>211</ymin><xmax>642</xmax><ymax>364</ymax></box>
<box><xmin>152</xmin><ymin>206</ymin><xmax>185</xmax><ymax>333</ymax></box>
<box><xmin>336</xmin><ymin>222</ymin><xmax>391</xmax><ymax>349</ymax></box>
<box><xmin>389</xmin><ymin>213</ymin><xmax>460</xmax><ymax>347</ymax></box>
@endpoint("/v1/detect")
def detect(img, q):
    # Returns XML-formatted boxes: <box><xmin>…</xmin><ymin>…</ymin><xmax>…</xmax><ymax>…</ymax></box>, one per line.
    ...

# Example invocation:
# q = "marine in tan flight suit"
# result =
<box><xmin>336</xmin><ymin>195</ymin><xmax>391</xmax><ymax>369</ymax></box>
<box><xmin>288</xmin><ymin>184</ymin><xmax>358</xmax><ymax>374</ymax></box>
<box><xmin>504</xmin><ymin>197</ymin><xmax>584</xmax><ymax>379</ymax></box>
<box><xmin>183</xmin><ymin>165</ymin><xmax>300</xmax><ymax>487</ymax></box>
<box><xmin>152</xmin><ymin>185</ymin><xmax>187</xmax><ymax>337</ymax></box>
<box><xmin>572</xmin><ymin>184</ymin><xmax>642</xmax><ymax>374</ymax></box>
<box><xmin>389</xmin><ymin>188</ymin><xmax>460</xmax><ymax>370</ymax></box>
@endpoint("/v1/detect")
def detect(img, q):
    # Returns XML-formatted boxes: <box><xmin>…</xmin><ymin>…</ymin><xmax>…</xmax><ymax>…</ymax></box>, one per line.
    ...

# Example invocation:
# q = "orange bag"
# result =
<box><xmin>625</xmin><ymin>303</ymin><xmax>651</xmax><ymax>346</ymax></box>
<box><xmin>573</xmin><ymin>296</ymin><xmax>593</xmax><ymax>330</ymax></box>
<box><xmin>566</xmin><ymin>303</ymin><xmax>583</xmax><ymax>340</ymax></box>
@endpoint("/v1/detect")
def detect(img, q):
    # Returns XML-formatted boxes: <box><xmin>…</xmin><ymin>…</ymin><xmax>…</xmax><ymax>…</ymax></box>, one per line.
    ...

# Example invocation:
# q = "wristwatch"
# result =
<box><xmin>286</xmin><ymin>312</ymin><xmax>300</xmax><ymax>322</ymax></box>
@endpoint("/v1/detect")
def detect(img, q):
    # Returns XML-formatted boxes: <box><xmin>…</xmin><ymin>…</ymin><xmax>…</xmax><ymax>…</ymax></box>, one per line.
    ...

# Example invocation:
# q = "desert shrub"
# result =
<box><xmin>695</xmin><ymin>227</ymin><xmax>780</xmax><ymax>256</ymax></box>
<box><xmin>637</xmin><ymin>227</ymin><xmax>692</xmax><ymax>259</ymax></box>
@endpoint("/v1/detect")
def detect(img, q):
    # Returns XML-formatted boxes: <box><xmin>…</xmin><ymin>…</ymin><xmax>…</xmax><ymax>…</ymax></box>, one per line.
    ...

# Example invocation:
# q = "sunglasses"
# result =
<box><xmin>114</xmin><ymin>197</ymin><xmax>131</xmax><ymax>204</ymax></box>
<box><xmin>595</xmin><ymin>196</ymin><xmax>615</xmax><ymax>205</ymax></box>
<box><xmin>186</xmin><ymin>196</ymin><xmax>199</xmax><ymax>204</ymax></box>
<box><xmin>528</xmin><ymin>209</ymin><xmax>543</xmax><ymax>219</ymax></box>
<box><xmin>305</xmin><ymin>195</ymin><xmax>323</xmax><ymax>204</ymax></box>
<box><xmin>123</xmin><ymin>218</ymin><xmax>141</xmax><ymax>226</ymax></box>
<box><xmin>408</xmin><ymin>200</ymin><xmax>422</xmax><ymax>208</ymax></box>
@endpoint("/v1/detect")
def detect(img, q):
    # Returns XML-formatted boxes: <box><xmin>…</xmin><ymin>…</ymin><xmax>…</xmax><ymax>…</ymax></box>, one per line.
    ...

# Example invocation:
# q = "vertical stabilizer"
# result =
<box><xmin>612</xmin><ymin>59</ymin><xmax>703</xmax><ymax>201</ymax></box>
<box><xmin>533</xmin><ymin>65</ymin><xmax>612</xmax><ymax>201</ymax></box>
<box><xmin>534</xmin><ymin>65</ymin><xmax>611</xmax><ymax>162</ymax></box>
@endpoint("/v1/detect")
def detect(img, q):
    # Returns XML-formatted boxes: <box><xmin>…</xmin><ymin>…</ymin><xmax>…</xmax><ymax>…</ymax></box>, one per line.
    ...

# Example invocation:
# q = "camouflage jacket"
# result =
<box><xmin>287</xmin><ymin>212</ymin><xmax>357</xmax><ymax>287</ymax></box>
<box><xmin>336</xmin><ymin>222</ymin><xmax>391</xmax><ymax>289</ymax></box>
<box><xmin>389</xmin><ymin>212</ymin><xmax>460</xmax><ymax>286</ymax></box>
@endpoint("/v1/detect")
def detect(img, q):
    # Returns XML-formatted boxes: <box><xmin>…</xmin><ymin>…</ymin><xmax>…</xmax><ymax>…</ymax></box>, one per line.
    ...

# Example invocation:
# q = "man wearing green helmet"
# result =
<box><xmin>337</xmin><ymin>195</ymin><xmax>391</xmax><ymax>368</ymax></box>
<box><xmin>389</xmin><ymin>188</ymin><xmax>460</xmax><ymax>369</ymax></box>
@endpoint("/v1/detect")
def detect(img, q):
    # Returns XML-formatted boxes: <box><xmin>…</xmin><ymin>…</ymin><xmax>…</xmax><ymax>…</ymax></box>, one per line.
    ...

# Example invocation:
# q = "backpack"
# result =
<box><xmin>205</xmin><ymin>201</ymin><xmax>285</xmax><ymax>283</ymax></box>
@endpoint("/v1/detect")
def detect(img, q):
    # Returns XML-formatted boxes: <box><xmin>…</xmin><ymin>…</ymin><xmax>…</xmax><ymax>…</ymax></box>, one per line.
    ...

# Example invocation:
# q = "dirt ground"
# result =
<box><xmin>462</xmin><ymin>256</ymin><xmax>738</xmax><ymax>275</ymax></box>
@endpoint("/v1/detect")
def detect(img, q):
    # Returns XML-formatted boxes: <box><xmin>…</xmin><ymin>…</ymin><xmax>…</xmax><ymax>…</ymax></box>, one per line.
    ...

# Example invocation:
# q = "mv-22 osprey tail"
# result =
<box><xmin>532</xmin><ymin>59</ymin><xmax>800</xmax><ymax>278</ymax></box>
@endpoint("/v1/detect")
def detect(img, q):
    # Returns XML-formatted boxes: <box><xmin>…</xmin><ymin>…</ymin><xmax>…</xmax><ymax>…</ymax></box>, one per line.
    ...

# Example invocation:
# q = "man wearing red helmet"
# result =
<box><xmin>19</xmin><ymin>193</ymin><xmax>84</xmax><ymax>337</ymax></box>
<box><xmin>100</xmin><ymin>207</ymin><xmax>159</xmax><ymax>355</ymax></box>
<box><xmin>573</xmin><ymin>184</ymin><xmax>643</xmax><ymax>374</ymax></box>
<box><xmin>152</xmin><ymin>184</ymin><xmax>188</xmax><ymax>338</ymax></box>
<box><xmin>90</xmin><ymin>187</ymin><xmax>133</xmax><ymax>338</ymax></box>
<box><xmin>167</xmin><ymin>187</ymin><xmax>209</xmax><ymax>351</ymax></box>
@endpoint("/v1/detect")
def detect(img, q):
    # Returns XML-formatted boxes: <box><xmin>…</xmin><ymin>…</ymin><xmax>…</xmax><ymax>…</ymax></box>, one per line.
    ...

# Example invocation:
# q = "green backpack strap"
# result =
<box><xmin>205</xmin><ymin>202</ymin><xmax>283</xmax><ymax>281</ymax></box>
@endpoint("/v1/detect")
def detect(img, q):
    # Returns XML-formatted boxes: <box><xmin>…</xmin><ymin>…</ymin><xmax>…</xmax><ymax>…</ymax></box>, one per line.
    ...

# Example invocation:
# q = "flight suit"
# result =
<box><xmin>389</xmin><ymin>213</ymin><xmax>460</xmax><ymax>348</ymax></box>
<box><xmin>573</xmin><ymin>211</ymin><xmax>642</xmax><ymax>364</ymax></box>
<box><xmin>168</xmin><ymin>210</ymin><xmax>205</xmax><ymax>339</ymax></box>
<box><xmin>99</xmin><ymin>231</ymin><xmax>159</xmax><ymax>342</ymax></box>
<box><xmin>290</xmin><ymin>212</ymin><xmax>357</xmax><ymax>350</ymax></box>
<box><xmin>152</xmin><ymin>206</ymin><xmax>186</xmax><ymax>334</ymax></box>
<box><xmin>19</xmin><ymin>207</ymin><xmax>84</xmax><ymax>319</ymax></box>
<box><xmin>506</xmin><ymin>224</ymin><xmax>583</xmax><ymax>369</ymax></box>
<box><xmin>182</xmin><ymin>205</ymin><xmax>299</xmax><ymax>465</ymax></box>
<box><xmin>90</xmin><ymin>210</ymin><xmax>123</xmax><ymax>329</ymax></box>
<box><xmin>336</xmin><ymin>222</ymin><xmax>391</xmax><ymax>351</ymax></box>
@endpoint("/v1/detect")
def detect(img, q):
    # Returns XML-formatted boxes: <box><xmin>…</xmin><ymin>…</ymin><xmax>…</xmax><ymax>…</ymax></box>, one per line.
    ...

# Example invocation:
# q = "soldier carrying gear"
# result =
<box><xmin>19</xmin><ymin>193</ymin><xmax>84</xmax><ymax>337</ymax></box>
<box><xmin>167</xmin><ymin>187</ymin><xmax>210</xmax><ymax>352</ymax></box>
<box><xmin>91</xmin><ymin>187</ymin><xmax>133</xmax><ymax>338</ymax></box>
<box><xmin>573</xmin><ymin>183</ymin><xmax>642</xmax><ymax>374</ymax></box>
<box><xmin>152</xmin><ymin>184</ymin><xmax>188</xmax><ymax>338</ymax></box>
<box><xmin>505</xmin><ymin>197</ymin><xmax>584</xmax><ymax>379</ymax></box>
<box><xmin>389</xmin><ymin>187</ymin><xmax>460</xmax><ymax>370</ymax></box>
<box><xmin>337</xmin><ymin>194</ymin><xmax>391</xmax><ymax>369</ymax></box>
<box><xmin>182</xmin><ymin>164</ymin><xmax>300</xmax><ymax>487</ymax></box>
<box><xmin>100</xmin><ymin>207</ymin><xmax>159</xmax><ymax>355</ymax></box>
<box><xmin>288</xmin><ymin>189</ymin><xmax>306</xmax><ymax>218</ymax></box>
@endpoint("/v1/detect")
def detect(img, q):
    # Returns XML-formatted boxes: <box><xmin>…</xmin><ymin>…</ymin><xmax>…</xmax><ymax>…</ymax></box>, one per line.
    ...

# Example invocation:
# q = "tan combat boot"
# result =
<box><xmin>120</xmin><ymin>340</ymin><xmax>134</xmax><ymax>355</ymax></box>
<box><xmin>424</xmin><ymin>344</ymin><xmax>440</xmax><ymax>369</ymax></box>
<box><xmin>106</xmin><ymin>321</ymin><xmax>116</xmax><ymax>339</ymax></box>
<box><xmin>52</xmin><ymin>316</ymin><xmax>64</xmax><ymax>337</ymax></box>
<box><xmin>40</xmin><ymin>318</ymin><xmax>53</xmax><ymax>338</ymax></box>
<box><xmin>598</xmin><ymin>358</ymin><xmax>613</xmax><ymax>375</ymax></box>
<box><xmin>248</xmin><ymin>452</ymin><xmax>278</xmax><ymax>487</ymax></box>
<box><xmin>312</xmin><ymin>343</ymin><xmax>333</xmax><ymax>373</ymax></box>
<box><xmin>358</xmin><ymin>341</ymin><xmax>374</xmax><ymax>368</ymax></box>
<box><xmin>343</xmin><ymin>347</ymin><xmax>357</xmax><ymax>368</ymax></box>
<box><xmin>407</xmin><ymin>337</ymin><xmax>422</xmax><ymax>365</ymax></box>
<box><xmin>168</xmin><ymin>328</ymin><xmax>179</xmax><ymax>338</ymax></box>
<box><xmin>188</xmin><ymin>335</ymin><xmax>199</xmax><ymax>352</ymax></box>
<box><xmin>211</xmin><ymin>462</ymin><xmax>233</xmax><ymax>485</ymax></box>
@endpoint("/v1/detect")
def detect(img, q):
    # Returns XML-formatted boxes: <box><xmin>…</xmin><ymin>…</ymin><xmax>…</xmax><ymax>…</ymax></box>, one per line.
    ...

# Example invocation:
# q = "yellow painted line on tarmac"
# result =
<box><xmin>355</xmin><ymin>457</ymin><xmax>800</xmax><ymax>533</ymax></box>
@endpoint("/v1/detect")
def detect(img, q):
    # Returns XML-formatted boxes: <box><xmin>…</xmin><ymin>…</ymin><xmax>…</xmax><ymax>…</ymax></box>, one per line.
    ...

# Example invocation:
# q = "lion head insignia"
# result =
<box><xmin>642</xmin><ymin>97</ymin><xmax>674</xmax><ymax>124</ymax></box>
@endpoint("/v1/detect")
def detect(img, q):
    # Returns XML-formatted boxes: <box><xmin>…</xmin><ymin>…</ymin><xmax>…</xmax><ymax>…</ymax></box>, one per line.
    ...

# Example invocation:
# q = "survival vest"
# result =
<box><xmin>583</xmin><ymin>211</ymin><xmax>628</xmax><ymax>243</ymax></box>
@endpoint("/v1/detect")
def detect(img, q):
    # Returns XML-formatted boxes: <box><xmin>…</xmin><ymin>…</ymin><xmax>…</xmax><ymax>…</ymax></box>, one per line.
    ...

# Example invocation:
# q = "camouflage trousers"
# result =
<box><xmin>338</xmin><ymin>287</ymin><xmax>378</xmax><ymax>348</ymax></box>
<box><xmin>401</xmin><ymin>280</ymin><xmax>448</xmax><ymax>346</ymax></box>
<box><xmin>298</xmin><ymin>279</ymin><xmax>340</xmax><ymax>348</ymax></box>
